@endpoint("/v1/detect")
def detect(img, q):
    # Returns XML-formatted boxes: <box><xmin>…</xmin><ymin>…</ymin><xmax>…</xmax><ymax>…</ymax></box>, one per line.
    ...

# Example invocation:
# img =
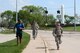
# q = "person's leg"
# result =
<box><xmin>17</xmin><ymin>36</ymin><xmax>19</xmax><ymax>45</ymax></box>
<box><xmin>55</xmin><ymin>37</ymin><xmax>59</xmax><ymax>50</ymax></box>
<box><xmin>19</xmin><ymin>37</ymin><xmax>22</xmax><ymax>44</ymax></box>
<box><xmin>36</xmin><ymin>29</ymin><xmax>38</xmax><ymax>35</ymax></box>
<box><xmin>20</xmin><ymin>36</ymin><xmax>22</xmax><ymax>44</ymax></box>
<box><xmin>19</xmin><ymin>33</ymin><xmax>22</xmax><ymax>44</ymax></box>
<box><xmin>56</xmin><ymin>42</ymin><xmax>59</xmax><ymax>50</ymax></box>
<box><xmin>55</xmin><ymin>36</ymin><xmax>57</xmax><ymax>42</ymax></box>
<box><xmin>16</xmin><ymin>33</ymin><xmax>19</xmax><ymax>45</ymax></box>
<box><xmin>33</xmin><ymin>29</ymin><xmax>35</xmax><ymax>39</ymax></box>
<box><xmin>35</xmin><ymin>29</ymin><xmax>37</xmax><ymax>38</ymax></box>
<box><xmin>59</xmin><ymin>35</ymin><xmax>62</xmax><ymax>44</ymax></box>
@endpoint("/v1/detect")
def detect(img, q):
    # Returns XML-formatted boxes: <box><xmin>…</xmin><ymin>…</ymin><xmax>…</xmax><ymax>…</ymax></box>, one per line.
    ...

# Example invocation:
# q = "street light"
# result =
<box><xmin>16</xmin><ymin>0</ymin><xmax>18</xmax><ymax>23</ymax></box>
<box><xmin>57</xmin><ymin>10</ymin><xmax>60</xmax><ymax>14</ymax></box>
<box><xmin>30</xmin><ymin>9</ymin><xmax>34</xmax><ymax>21</ymax></box>
<box><xmin>57</xmin><ymin>10</ymin><xmax>61</xmax><ymax>23</ymax></box>
<box><xmin>30</xmin><ymin>9</ymin><xmax>34</xmax><ymax>15</ymax></box>
<box><xmin>30</xmin><ymin>9</ymin><xmax>33</xmax><ymax>12</ymax></box>
<box><xmin>74</xmin><ymin>0</ymin><xmax>76</xmax><ymax>31</ymax></box>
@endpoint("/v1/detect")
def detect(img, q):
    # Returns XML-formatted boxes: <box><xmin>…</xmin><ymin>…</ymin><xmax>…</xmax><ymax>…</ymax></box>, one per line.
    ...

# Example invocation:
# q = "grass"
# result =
<box><xmin>63</xmin><ymin>26</ymin><xmax>80</xmax><ymax>31</ymax></box>
<box><xmin>0</xmin><ymin>32</ymin><xmax>30</xmax><ymax>53</ymax></box>
<box><xmin>0</xmin><ymin>29</ymin><xmax>14</xmax><ymax>34</ymax></box>
<box><xmin>40</xmin><ymin>26</ymin><xmax>53</xmax><ymax>30</ymax></box>
<box><xmin>40</xmin><ymin>26</ymin><xmax>80</xmax><ymax>31</ymax></box>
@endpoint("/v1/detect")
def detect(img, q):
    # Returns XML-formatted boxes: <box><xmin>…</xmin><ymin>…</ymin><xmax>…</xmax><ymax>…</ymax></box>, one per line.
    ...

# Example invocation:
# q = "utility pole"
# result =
<box><xmin>74</xmin><ymin>0</ymin><xmax>76</xmax><ymax>31</ymax></box>
<box><xmin>61</xmin><ymin>5</ymin><xmax>64</xmax><ymax>24</ymax></box>
<box><xmin>16</xmin><ymin>0</ymin><xmax>18</xmax><ymax>23</ymax></box>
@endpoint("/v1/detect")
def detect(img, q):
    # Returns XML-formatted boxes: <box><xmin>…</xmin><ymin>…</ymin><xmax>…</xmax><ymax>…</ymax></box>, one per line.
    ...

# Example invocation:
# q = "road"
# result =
<box><xmin>23</xmin><ymin>30</ymin><xmax>80</xmax><ymax>53</ymax></box>
<box><xmin>38</xmin><ymin>30</ymin><xmax>80</xmax><ymax>53</ymax></box>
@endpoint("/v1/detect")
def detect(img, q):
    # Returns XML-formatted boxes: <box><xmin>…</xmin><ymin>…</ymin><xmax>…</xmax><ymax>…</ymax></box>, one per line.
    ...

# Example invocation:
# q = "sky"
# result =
<box><xmin>0</xmin><ymin>0</ymin><xmax>80</xmax><ymax>16</ymax></box>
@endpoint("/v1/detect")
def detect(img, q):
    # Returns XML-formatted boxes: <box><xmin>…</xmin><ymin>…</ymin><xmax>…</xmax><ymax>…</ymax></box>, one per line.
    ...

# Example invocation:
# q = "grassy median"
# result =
<box><xmin>0</xmin><ymin>32</ymin><xmax>30</xmax><ymax>53</ymax></box>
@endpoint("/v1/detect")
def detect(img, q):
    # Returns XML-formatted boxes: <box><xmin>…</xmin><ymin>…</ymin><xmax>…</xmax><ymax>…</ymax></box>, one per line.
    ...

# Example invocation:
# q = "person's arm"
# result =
<box><xmin>52</xmin><ymin>29</ymin><xmax>56</xmax><ymax>37</ymax></box>
<box><xmin>36</xmin><ymin>23</ymin><xmax>39</xmax><ymax>30</ymax></box>
<box><xmin>13</xmin><ymin>24</ymin><xmax>16</xmax><ymax>33</ymax></box>
<box><xmin>61</xmin><ymin>27</ymin><xmax>63</xmax><ymax>36</ymax></box>
<box><xmin>61</xmin><ymin>28</ymin><xmax>63</xmax><ymax>34</ymax></box>
<box><xmin>20</xmin><ymin>23</ymin><xmax>24</xmax><ymax>30</ymax></box>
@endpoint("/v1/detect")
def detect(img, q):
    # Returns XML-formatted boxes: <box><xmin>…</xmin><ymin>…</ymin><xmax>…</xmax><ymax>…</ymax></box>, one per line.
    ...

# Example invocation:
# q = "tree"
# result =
<box><xmin>1</xmin><ymin>10</ymin><xmax>13</xmax><ymax>28</ymax></box>
<box><xmin>64</xmin><ymin>15</ymin><xmax>74</xmax><ymax>24</ymax></box>
<box><xmin>12</xmin><ymin>11</ymin><xmax>16</xmax><ymax>21</ymax></box>
<box><xmin>47</xmin><ymin>14</ymin><xmax>55</xmax><ymax>25</ymax></box>
<box><xmin>1</xmin><ymin>10</ymin><xmax>13</xmax><ymax>21</ymax></box>
<box><xmin>18</xmin><ymin>10</ymin><xmax>30</xmax><ymax>27</ymax></box>
<box><xmin>22</xmin><ymin>5</ymin><xmax>46</xmax><ymax>25</ymax></box>
<box><xmin>21</xmin><ymin>5</ymin><xmax>56</xmax><ymax>26</ymax></box>
<box><xmin>1</xmin><ymin>5</ymin><xmax>55</xmax><ymax>28</ymax></box>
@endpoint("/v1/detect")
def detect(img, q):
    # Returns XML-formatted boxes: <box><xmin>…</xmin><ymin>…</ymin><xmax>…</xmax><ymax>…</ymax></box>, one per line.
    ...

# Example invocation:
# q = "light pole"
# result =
<box><xmin>74</xmin><ymin>0</ymin><xmax>76</xmax><ymax>31</ymax></box>
<box><xmin>16</xmin><ymin>0</ymin><xmax>18</xmax><ymax>23</ymax></box>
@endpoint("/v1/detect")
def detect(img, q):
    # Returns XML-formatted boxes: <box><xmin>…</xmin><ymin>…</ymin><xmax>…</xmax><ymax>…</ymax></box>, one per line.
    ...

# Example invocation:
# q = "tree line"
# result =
<box><xmin>0</xmin><ymin>5</ymin><xmax>74</xmax><ymax>28</ymax></box>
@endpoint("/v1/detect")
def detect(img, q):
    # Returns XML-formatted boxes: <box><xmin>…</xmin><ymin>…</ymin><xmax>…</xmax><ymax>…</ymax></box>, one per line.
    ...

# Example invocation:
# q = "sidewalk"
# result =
<box><xmin>22</xmin><ymin>30</ymin><xmax>49</xmax><ymax>53</ymax></box>
<box><xmin>0</xmin><ymin>34</ymin><xmax>16</xmax><ymax>43</ymax></box>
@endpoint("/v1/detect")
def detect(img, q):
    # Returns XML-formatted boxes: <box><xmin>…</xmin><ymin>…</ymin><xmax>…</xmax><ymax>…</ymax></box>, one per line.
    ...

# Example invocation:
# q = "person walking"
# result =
<box><xmin>14</xmin><ymin>19</ymin><xmax>24</xmax><ymax>45</ymax></box>
<box><xmin>31</xmin><ymin>20</ymin><xmax>39</xmax><ymax>39</ymax></box>
<box><xmin>52</xmin><ymin>22</ymin><xmax>63</xmax><ymax>50</ymax></box>
<box><xmin>35</xmin><ymin>22</ymin><xmax>39</xmax><ymax>36</ymax></box>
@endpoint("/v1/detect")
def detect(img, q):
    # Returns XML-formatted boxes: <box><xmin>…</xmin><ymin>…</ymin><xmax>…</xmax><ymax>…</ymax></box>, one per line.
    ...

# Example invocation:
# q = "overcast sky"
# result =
<box><xmin>0</xmin><ymin>0</ymin><xmax>80</xmax><ymax>16</ymax></box>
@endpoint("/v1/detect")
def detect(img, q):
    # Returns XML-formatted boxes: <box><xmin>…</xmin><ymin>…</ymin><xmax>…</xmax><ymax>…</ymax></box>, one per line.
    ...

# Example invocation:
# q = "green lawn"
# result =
<box><xmin>63</xmin><ymin>26</ymin><xmax>80</xmax><ymax>31</ymax></box>
<box><xmin>40</xmin><ymin>26</ymin><xmax>80</xmax><ymax>31</ymax></box>
<box><xmin>0</xmin><ymin>29</ymin><xmax>14</xmax><ymax>34</ymax></box>
<box><xmin>0</xmin><ymin>32</ymin><xmax>30</xmax><ymax>53</ymax></box>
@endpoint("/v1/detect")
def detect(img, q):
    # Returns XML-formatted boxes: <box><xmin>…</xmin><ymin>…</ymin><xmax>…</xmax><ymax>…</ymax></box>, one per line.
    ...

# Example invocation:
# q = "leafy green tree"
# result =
<box><xmin>12</xmin><ymin>11</ymin><xmax>16</xmax><ymax>22</ymax></box>
<box><xmin>64</xmin><ymin>15</ymin><xmax>74</xmax><ymax>24</ymax></box>
<box><xmin>47</xmin><ymin>14</ymin><xmax>55</xmax><ymax>25</ymax></box>
<box><xmin>1</xmin><ymin>10</ymin><xmax>13</xmax><ymax>28</ymax></box>
<box><xmin>1</xmin><ymin>5</ymin><xmax>55</xmax><ymax>28</ymax></box>
<box><xmin>18</xmin><ymin>10</ymin><xmax>30</xmax><ymax>26</ymax></box>
<box><xmin>22</xmin><ymin>5</ymin><xmax>45</xmax><ymax>25</ymax></box>
<box><xmin>1</xmin><ymin>10</ymin><xmax>13</xmax><ymax>21</ymax></box>
<box><xmin>21</xmin><ymin>5</ymin><xmax>56</xmax><ymax>27</ymax></box>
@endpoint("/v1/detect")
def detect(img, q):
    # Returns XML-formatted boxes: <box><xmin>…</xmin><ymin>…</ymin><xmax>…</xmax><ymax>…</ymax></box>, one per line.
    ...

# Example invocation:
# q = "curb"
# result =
<box><xmin>39</xmin><ymin>35</ymin><xmax>50</xmax><ymax>53</ymax></box>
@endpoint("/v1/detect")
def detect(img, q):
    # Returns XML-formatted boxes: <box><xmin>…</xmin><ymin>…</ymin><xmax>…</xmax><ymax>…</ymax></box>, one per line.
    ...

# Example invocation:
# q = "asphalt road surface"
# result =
<box><xmin>23</xmin><ymin>30</ymin><xmax>80</xmax><ymax>53</ymax></box>
<box><xmin>38</xmin><ymin>30</ymin><xmax>80</xmax><ymax>53</ymax></box>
